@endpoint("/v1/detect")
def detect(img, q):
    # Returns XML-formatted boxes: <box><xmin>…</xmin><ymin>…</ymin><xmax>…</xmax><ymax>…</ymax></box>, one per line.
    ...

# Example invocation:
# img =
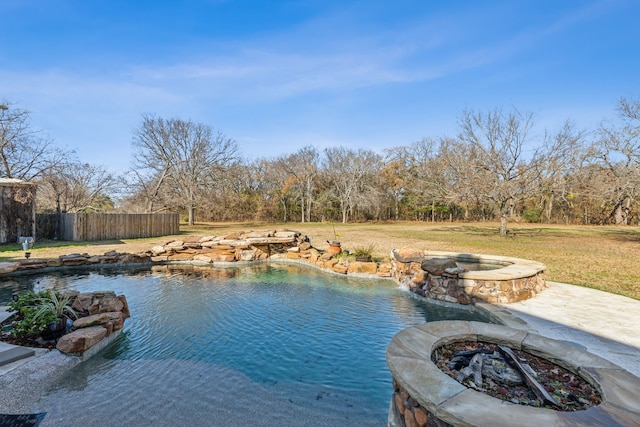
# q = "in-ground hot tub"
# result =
<box><xmin>391</xmin><ymin>250</ymin><xmax>547</xmax><ymax>305</ymax></box>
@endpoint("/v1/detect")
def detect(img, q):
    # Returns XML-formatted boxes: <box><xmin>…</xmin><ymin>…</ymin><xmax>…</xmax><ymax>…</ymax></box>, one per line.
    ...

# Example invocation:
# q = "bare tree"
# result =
<box><xmin>37</xmin><ymin>161</ymin><xmax>116</xmax><ymax>213</ymax></box>
<box><xmin>536</xmin><ymin>121</ymin><xmax>587</xmax><ymax>223</ymax></box>
<box><xmin>255</xmin><ymin>157</ymin><xmax>298</xmax><ymax>222</ymax></box>
<box><xmin>381</xmin><ymin>146</ymin><xmax>411</xmax><ymax>220</ymax></box>
<box><xmin>0</xmin><ymin>100</ymin><xmax>68</xmax><ymax>180</ymax></box>
<box><xmin>438</xmin><ymin>137</ymin><xmax>489</xmax><ymax>221</ymax></box>
<box><xmin>276</xmin><ymin>146</ymin><xmax>319</xmax><ymax>222</ymax></box>
<box><xmin>323</xmin><ymin>147</ymin><xmax>382</xmax><ymax>223</ymax></box>
<box><xmin>130</xmin><ymin>115</ymin><xmax>238</xmax><ymax>224</ymax></box>
<box><xmin>592</xmin><ymin>97</ymin><xmax>640</xmax><ymax>224</ymax></box>
<box><xmin>458</xmin><ymin>108</ymin><xmax>542</xmax><ymax>235</ymax></box>
<box><xmin>407</xmin><ymin>138</ymin><xmax>451</xmax><ymax>222</ymax></box>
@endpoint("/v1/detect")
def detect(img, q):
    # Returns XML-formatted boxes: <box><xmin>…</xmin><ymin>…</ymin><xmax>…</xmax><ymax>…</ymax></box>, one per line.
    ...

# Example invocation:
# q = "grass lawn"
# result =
<box><xmin>1</xmin><ymin>221</ymin><xmax>638</xmax><ymax>300</ymax></box>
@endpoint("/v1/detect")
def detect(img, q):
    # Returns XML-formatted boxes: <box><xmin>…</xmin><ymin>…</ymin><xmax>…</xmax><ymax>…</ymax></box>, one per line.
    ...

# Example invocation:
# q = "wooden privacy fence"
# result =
<box><xmin>39</xmin><ymin>213</ymin><xmax>180</xmax><ymax>241</ymax></box>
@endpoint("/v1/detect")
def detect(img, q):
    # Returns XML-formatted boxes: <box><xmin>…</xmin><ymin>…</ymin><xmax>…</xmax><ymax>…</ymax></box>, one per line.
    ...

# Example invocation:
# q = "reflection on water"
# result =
<box><xmin>1</xmin><ymin>263</ymin><xmax>490</xmax><ymax>426</ymax></box>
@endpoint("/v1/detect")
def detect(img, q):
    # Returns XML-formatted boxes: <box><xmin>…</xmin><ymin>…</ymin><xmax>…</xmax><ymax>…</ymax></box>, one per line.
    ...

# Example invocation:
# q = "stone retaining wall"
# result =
<box><xmin>56</xmin><ymin>291</ymin><xmax>130</xmax><ymax>355</ymax></box>
<box><xmin>0</xmin><ymin>230</ymin><xmax>547</xmax><ymax>306</ymax></box>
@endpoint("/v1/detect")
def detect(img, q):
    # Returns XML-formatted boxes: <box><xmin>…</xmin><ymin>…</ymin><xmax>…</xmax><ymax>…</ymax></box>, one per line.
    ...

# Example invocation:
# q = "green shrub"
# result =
<box><xmin>352</xmin><ymin>244</ymin><xmax>376</xmax><ymax>258</ymax></box>
<box><xmin>7</xmin><ymin>290</ymin><xmax>76</xmax><ymax>338</ymax></box>
<box><xmin>522</xmin><ymin>208</ymin><xmax>543</xmax><ymax>223</ymax></box>
<box><xmin>7</xmin><ymin>290</ymin><xmax>50</xmax><ymax>313</ymax></box>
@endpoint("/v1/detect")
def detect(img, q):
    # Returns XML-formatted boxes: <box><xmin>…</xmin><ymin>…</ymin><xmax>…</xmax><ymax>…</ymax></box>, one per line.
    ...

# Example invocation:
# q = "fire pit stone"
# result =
<box><xmin>386</xmin><ymin>320</ymin><xmax>640</xmax><ymax>427</ymax></box>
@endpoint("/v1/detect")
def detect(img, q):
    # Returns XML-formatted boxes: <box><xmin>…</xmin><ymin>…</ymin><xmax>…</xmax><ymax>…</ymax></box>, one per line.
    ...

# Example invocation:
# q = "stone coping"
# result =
<box><xmin>386</xmin><ymin>321</ymin><xmax>640</xmax><ymax>426</ymax></box>
<box><xmin>421</xmin><ymin>250</ymin><xmax>546</xmax><ymax>281</ymax></box>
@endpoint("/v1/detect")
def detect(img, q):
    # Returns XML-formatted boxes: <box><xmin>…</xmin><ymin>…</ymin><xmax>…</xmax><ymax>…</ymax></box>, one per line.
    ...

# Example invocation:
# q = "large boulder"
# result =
<box><xmin>73</xmin><ymin>311</ymin><xmax>124</xmax><ymax>330</ymax></box>
<box><xmin>393</xmin><ymin>247</ymin><xmax>425</xmax><ymax>263</ymax></box>
<box><xmin>274</xmin><ymin>230</ymin><xmax>297</xmax><ymax>239</ymax></box>
<box><xmin>151</xmin><ymin>245</ymin><xmax>166</xmax><ymax>255</ymax></box>
<box><xmin>0</xmin><ymin>262</ymin><xmax>18</xmax><ymax>274</ymax></box>
<box><xmin>209</xmin><ymin>252</ymin><xmax>236</xmax><ymax>262</ymax></box>
<box><xmin>347</xmin><ymin>261</ymin><xmax>378</xmax><ymax>275</ymax></box>
<box><xmin>56</xmin><ymin>326</ymin><xmax>107</xmax><ymax>354</ymax></box>
<box><xmin>117</xmin><ymin>295</ymin><xmax>131</xmax><ymax>319</ymax></box>
<box><xmin>421</xmin><ymin>257</ymin><xmax>458</xmax><ymax>275</ymax></box>
<box><xmin>241</xmin><ymin>230</ymin><xmax>274</xmax><ymax>239</ymax></box>
<box><xmin>59</xmin><ymin>253</ymin><xmax>90</xmax><ymax>266</ymax></box>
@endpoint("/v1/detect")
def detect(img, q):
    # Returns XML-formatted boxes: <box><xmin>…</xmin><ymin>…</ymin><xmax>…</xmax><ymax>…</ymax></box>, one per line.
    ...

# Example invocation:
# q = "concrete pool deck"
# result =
<box><xmin>1</xmin><ymin>280</ymin><xmax>639</xmax><ymax>416</ymax></box>
<box><xmin>484</xmin><ymin>281</ymin><xmax>640</xmax><ymax>378</ymax></box>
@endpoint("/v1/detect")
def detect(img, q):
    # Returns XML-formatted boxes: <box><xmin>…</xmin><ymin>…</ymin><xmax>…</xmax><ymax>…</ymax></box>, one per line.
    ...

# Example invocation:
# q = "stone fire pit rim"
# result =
<box><xmin>386</xmin><ymin>320</ymin><xmax>640</xmax><ymax>426</ymax></box>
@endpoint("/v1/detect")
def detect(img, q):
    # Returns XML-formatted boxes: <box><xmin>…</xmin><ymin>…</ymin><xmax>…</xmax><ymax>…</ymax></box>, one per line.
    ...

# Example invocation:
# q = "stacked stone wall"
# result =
<box><xmin>0</xmin><ymin>231</ymin><xmax>546</xmax><ymax>307</ymax></box>
<box><xmin>56</xmin><ymin>291</ymin><xmax>130</xmax><ymax>355</ymax></box>
<box><xmin>390</xmin><ymin>248</ymin><xmax>546</xmax><ymax>305</ymax></box>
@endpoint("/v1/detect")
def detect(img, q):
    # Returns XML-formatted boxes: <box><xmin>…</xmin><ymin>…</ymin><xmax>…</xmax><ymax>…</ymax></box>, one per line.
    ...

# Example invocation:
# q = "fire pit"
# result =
<box><xmin>386</xmin><ymin>321</ymin><xmax>640</xmax><ymax>426</ymax></box>
<box><xmin>433</xmin><ymin>340</ymin><xmax>601</xmax><ymax>411</ymax></box>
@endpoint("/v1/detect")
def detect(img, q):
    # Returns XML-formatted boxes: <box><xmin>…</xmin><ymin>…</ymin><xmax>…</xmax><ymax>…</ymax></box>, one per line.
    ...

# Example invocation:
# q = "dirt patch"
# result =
<box><xmin>432</xmin><ymin>341</ymin><xmax>602</xmax><ymax>411</ymax></box>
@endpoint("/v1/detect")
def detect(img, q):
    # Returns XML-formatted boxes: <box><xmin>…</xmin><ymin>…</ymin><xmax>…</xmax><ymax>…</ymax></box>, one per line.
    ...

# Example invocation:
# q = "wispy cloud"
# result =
<box><xmin>0</xmin><ymin>0</ymin><xmax>635</xmax><ymax>170</ymax></box>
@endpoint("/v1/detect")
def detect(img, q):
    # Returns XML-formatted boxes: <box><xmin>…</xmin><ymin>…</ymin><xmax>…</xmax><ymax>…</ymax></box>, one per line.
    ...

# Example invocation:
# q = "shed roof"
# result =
<box><xmin>0</xmin><ymin>178</ymin><xmax>35</xmax><ymax>186</ymax></box>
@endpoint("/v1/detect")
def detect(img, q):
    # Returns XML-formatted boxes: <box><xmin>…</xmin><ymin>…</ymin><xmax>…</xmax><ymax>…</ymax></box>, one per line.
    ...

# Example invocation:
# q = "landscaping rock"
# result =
<box><xmin>151</xmin><ymin>245</ymin><xmax>166</xmax><ymax>255</ymax></box>
<box><xmin>332</xmin><ymin>264</ymin><xmax>348</xmax><ymax>274</ymax></box>
<box><xmin>98</xmin><ymin>296</ymin><xmax>123</xmax><ymax>314</ymax></box>
<box><xmin>17</xmin><ymin>259</ymin><xmax>49</xmax><ymax>270</ymax></box>
<box><xmin>0</xmin><ymin>262</ymin><xmax>18</xmax><ymax>274</ymax></box>
<box><xmin>347</xmin><ymin>261</ymin><xmax>378</xmax><ymax>275</ymax></box>
<box><xmin>393</xmin><ymin>247</ymin><xmax>425</xmax><ymax>263</ymax></box>
<box><xmin>56</xmin><ymin>326</ymin><xmax>107</xmax><ymax>354</ymax></box>
<box><xmin>241</xmin><ymin>230</ymin><xmax>274</xmax><ymax>238</ymax></box>
<box><xmin>118</xmin><ymin>253</ymin><xmax>150</xmax><ymax>263</ymax></box>
<box><xmin>274</xmin><ymin>231</ymin><xmax>297</xmax><ymax>238</ymax></box>
<box><xmin>237</xmin><ymin>248</ymin><xmax>258</xmax><ymax>261</ymax></box>
<box><xmin>168</xmin><ymin>253</ymin><xmax>195</xmax><ymax>261</ymax></box>
<box><xmin>209</xmin><ymin>253</ymin><xmax>236</xmax><ymax>262</ymax></box>
<box><xmin>73</xmin><ymin>311</ymin><xmax>123</xmax><ymax>329</ymax></box>
<box><xmin>59</xmin><ymin>254</ymin><xmax>90</xmax><ymax>266</ymax></box>
<box><xmin>421</xmin><ymin>258</ymin><xmax>458</xmax><ymax>275</ymax></box>
<box><xmin>117</xmin><ymin>295</ymin><xmax>130</xmax><ymax>319</ymax></box>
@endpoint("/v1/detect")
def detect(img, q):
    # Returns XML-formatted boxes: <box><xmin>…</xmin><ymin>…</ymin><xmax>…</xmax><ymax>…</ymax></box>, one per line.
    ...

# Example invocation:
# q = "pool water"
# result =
<box><xmin>2</xmin><ymin>263</ymin><xmax>490</xmax><ymax>426</ymax></box>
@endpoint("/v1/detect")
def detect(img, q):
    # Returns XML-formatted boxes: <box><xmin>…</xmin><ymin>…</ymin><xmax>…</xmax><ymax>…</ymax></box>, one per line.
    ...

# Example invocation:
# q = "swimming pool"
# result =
<box><xmin>2</xmin><ymin>262</ymin><xmax>490</xmax><ymax>426</ymax></box>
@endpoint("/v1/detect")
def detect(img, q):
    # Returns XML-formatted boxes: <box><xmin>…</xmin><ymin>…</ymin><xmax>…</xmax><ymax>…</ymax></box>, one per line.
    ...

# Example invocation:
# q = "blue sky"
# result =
<box><xmin>1</xmin><ymin>0</ymin><xmax>638</xmax><ymax>173</ymax></box>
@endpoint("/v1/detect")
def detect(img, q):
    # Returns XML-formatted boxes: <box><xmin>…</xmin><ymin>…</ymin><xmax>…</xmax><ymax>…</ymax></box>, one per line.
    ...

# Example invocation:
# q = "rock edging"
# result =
<box><xmin>1</xmin><ymin>230</ymin><xmax>546</xmax><ymax>306</ymax></box>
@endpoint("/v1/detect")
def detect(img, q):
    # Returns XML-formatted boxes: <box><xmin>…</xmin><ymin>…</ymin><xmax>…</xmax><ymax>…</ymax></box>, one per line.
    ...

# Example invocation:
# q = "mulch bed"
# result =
<box><xmin>432</xmin><ymin>341</ymin><xmax>602</xmax><ymax>411</ymax></box>
<box><xmin>0</xmin><ymin>316</ymin><xmax>57</xmax><ymax>349</ymax></box>
<box><xmin>0</xmin><ymin>333</ymin><xmax>55</xmax><ymax>349</ymax></box>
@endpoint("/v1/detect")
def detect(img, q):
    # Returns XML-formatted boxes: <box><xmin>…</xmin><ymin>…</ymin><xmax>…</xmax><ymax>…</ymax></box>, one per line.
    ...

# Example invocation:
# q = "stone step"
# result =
<box><xmin>0</xmin><ymin>342</ymin><xmax>35</xmax><ymax>367</ymax></box>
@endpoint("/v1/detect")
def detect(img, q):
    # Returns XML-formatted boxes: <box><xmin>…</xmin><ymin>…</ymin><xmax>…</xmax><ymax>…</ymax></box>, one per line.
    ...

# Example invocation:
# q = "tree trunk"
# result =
<box><xmin>500</xmin><ymin>214</ymin><xmax>508</xmax><ymax>236</ymax></box>
<box><xmin>280</xmin><ymin>199</ymin><xmax>287</xmax><ymax>222</ymax></box>
<box><xmin>612</xmin><ymin>200</ymin><xmax>629</xmax><ymax>225</ymax></box>
<box><xmin>394</xmin><ymin>197</ymin><xmax>399</xmax><ymax>220</ymax></box>
<box><xmin>188</xmin><ymin>206</ymin><xmax>195</xmax><ymax>226</ymax></box>
<box><xmin>623</xmin><ymin>197</ymin><xmax>631</xmax><ymax>225</ymax></box>
<box><xmin>431</xmin><ymin>200</ymin><xmax>435</xmax><ymax>222</ymax></box>
<box><xmin>545</xmin><ymin>193</ymin><xmax>554</xmax><ymax>222</ymax></box>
